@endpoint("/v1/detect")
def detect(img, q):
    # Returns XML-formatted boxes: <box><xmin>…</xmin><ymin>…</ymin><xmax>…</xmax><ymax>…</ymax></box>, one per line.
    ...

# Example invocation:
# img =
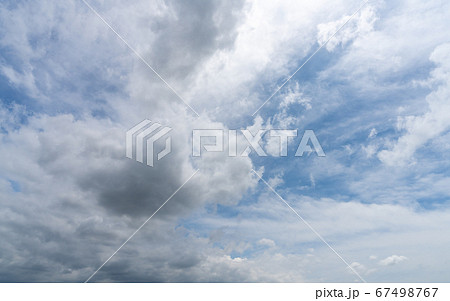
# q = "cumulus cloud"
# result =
<box><xmin>378</xmin><ymin>43</ymin><xmax>450</xmax><ymax>166</ymax></box>
<box><xmin>379</xmin><ymin>255</ymin><xmax>408</xmax><ymax>266</ymax></box>
<box><xmin>185</xmin><ymin>0</ymin><xmax>357</xmax><ymax>120</ymax></box>
<box><xmin>0</xmin><ymin>0</ymin><xmax>258</xmax><ymax>282</ymax></box>
<box><xmin>1</xmin><ymin>0</ymin><xmax>450</xmax><ymax>283</ymax></box>
<box><xmin>257</xmin><ymin>238</ymin><xmax>276</xmax><ymax>248</ymax></box>
<box><xmin>317</xmin><ymin>4</ymin><xmax>377</xmax><ymax>52</ymax></box>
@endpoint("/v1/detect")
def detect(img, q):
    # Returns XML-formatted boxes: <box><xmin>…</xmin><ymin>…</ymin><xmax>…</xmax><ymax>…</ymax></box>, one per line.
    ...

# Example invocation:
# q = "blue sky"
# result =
<box><xmin>1</xmin><ymin>0</ymin><xmax>450</xmax><ymax>282</ymax></box>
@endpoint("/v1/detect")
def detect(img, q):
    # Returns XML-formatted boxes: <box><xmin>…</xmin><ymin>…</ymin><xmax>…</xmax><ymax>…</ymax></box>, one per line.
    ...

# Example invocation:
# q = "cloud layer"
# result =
<box><xmin>0</xmin><ymin>0</ymin><xmax>450</xmax><ymax>282</ymax></box>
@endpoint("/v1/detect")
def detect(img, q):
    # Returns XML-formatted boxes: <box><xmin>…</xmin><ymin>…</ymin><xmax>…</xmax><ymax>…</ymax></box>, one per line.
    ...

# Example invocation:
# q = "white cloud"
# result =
<box><xmin>362</xmin><ymin>143</ymin><xmax>378</xmax><ymax>158</ymax></box>
<box><xmin>318</xmin><ymin>0</ymin><xmax>450</xmax><ymax>93</ymax></box>
<box><xmin>257</xmin><ymin>238</ymin><xmax>276</xmax><ymax>248</ymax></box>
<box><xmin>186</xmin><ymin>0</ymin><xmax>357</xmax><ymax>120</ymax></box>
<box><xmin>378</xmin><ymin>43</ymin><xmax>450</xmax><ymax>166</ymax></box>
<box><xmin>268</xmin><ymin>173</ymin><xmax>284</xmax><ymax>188</ymax></box>
<box><xmin>379</xmin><ymin>255</ymin><xmax>408</xmax><ymax>266</ymax></box>
<box><xmin>180</xmin><ymin>193</ymin><xmax>450</xmax><ymax>281</ymax></box>
<box><xmin>368</xmin><ymin>128</ymin><xmax>377</xmax><ymax>139</ymax></box>
<box><xmin>317</xmin><ymin>5</ymin><xmax>377</xmax><ymax>52</ymax></box>
<box><xmin>1</xmin><ymin>0</ymin><xmax>450</xmax><ymax>283</ymax></box>
<box><xmin>348</xmin><ymin>261</ymin><xmax>366</xmax><ymax>274</ymax></box>
<box><xmin>279</xmin><ymin>82</ymin><xmax>312</xmax><ymax>111</ymax></box>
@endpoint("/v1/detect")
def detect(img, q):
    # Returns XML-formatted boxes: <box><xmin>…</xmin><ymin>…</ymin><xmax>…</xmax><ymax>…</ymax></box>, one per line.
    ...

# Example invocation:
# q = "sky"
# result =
<box><xmin>0</xmin><ymin>0</ymin><xmax>450</xmax><ymax>282</ymax></box>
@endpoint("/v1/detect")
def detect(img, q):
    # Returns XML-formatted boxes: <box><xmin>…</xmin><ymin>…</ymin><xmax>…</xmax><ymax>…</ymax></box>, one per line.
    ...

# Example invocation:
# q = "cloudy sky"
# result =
<box><xmin>1</xmin><ymin>0</ymin><xmax>450</xmax><ymax>282</ymax></box>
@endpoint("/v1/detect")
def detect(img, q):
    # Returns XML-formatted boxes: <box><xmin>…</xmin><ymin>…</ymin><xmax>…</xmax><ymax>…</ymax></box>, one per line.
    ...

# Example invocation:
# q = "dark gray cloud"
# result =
<box><xmin>0</xmin><ymin>0</ymin><xmax>256</xmax><ymax>283</ymax></box>
<box><xmin>148</xmin><ymin>0</ymin><xmax>244</xmax><ymax>79</ymax></box>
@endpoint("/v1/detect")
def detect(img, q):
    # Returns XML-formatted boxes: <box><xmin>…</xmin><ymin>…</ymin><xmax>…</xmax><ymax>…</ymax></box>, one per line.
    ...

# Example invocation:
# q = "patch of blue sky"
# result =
<box><xmin>243</xmin><ymin>48</ymin><xmax>446</xmax><ymax>213</ymax></box>
<box><xmin>8</xmin><ymin>179</ymin><xmax>21</xmax><ymax>192</ymax></box>
<box><xmin>0</xmin><ymin>72</ymin><xmax>40</xmax><ymax>112</ymax></box>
